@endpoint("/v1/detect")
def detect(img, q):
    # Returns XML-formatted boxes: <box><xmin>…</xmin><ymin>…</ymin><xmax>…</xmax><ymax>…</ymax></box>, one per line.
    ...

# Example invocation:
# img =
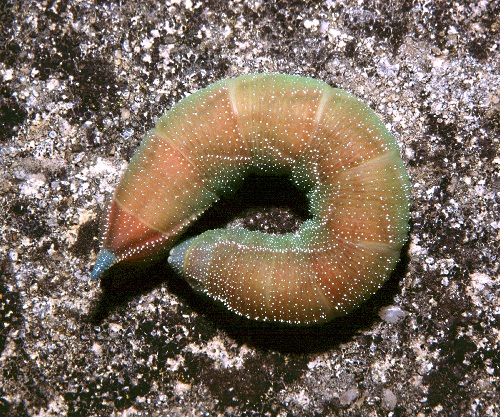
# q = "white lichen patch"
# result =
<box><xmin>184</xmin><ymin>335</ymin><xmax>251</xmax><ymax>369</ymax></box>
<box><xmin>89</xmin><ymin>157</ymin><xmax>125</xmax><ymax>177</ymax></box>
<box><xmin>370</xmin><ymin>357</ymin><xmax>399</xmax><ymax>384</ymax></box>
<box><xmin>297</xmin><ymin>350</ymin><xmax>360</xmax><ymax>412</ymax></box>
<box><xmin>284</xmin><ymin>389</ymin><xmax>312</xmax><ymax>409</ymax></box>
<box><xmin>467</xmin><ymin>272</ymin><xmax>499</xmax><ymax>309</ymax></box>
<box><xmin>165</xmin><ymin>355</ymin><xmax>185</xmax><ymax>372</ymax></box>
<box><xmin>19</xmin><ymin>174</ymin><xmax>47</xmax><ymax>199</ymax></box>
<box><xmin>31</xmin><ymin>395</ymin><xmax>69</xmax><ymax>417</ymax></box>
<box><xmin>173</xmin><ymin>381</ymin><xmax>192</xmax><ymax>396</ymax></box>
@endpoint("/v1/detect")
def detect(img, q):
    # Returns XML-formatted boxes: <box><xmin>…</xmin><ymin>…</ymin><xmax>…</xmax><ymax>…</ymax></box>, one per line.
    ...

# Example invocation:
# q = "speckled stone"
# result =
<box><xmin>0</xmin><ymin>1</ymin><xmax>498</xmax><ymax>416</ymax></box>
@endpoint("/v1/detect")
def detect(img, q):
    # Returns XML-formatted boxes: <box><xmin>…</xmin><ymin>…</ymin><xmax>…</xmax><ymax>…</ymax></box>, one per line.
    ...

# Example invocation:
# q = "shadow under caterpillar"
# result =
<box><xmin>91</xmin><ymin>73</ymin><xmax>411</xmax><ymax>325</ymax></box>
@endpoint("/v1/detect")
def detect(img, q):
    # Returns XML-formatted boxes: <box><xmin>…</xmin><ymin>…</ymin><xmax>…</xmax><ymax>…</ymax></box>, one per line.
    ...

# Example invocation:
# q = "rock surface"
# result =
<box><xmin>1</xmin><ymin>0</ymin><xmax>499</xmax><ymax>416</ymax></box>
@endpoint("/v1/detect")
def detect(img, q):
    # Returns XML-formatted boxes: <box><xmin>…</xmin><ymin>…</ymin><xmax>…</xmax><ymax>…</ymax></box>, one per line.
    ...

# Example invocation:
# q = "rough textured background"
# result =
<box><xmin>1</xmin><ymin>0</ymin><xmax>499</xmax><ymax>416</ymax></box>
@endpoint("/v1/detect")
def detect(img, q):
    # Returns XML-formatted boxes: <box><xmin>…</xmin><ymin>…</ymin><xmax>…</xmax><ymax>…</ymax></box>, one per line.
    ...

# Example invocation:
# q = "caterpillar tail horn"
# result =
<box><xmin>91</xmin><ymin>248</ymin><xmax>116</xmax><ymax>280</ymax></box>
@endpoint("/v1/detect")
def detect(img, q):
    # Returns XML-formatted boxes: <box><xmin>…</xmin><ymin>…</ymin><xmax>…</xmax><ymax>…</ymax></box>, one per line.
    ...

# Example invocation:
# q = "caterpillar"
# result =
<box><xmin>91</xmin><ymin>73</ymin><xmax>411</xmax><ymax>325</ymax></box>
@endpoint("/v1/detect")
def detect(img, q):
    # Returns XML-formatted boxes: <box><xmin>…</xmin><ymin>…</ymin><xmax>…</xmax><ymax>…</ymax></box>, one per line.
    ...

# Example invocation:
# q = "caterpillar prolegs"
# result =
<box><xmin>91</xmin><ymin>73</ymin><xmax>411</xmax><ymax>325</ymax></box>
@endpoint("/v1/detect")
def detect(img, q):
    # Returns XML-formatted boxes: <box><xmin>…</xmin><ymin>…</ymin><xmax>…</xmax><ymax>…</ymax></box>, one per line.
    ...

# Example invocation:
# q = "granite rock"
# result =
<box><xmin>1</xmin><ymin>0</ymin><xmax>499</xmax><ymax>416</ymax></box>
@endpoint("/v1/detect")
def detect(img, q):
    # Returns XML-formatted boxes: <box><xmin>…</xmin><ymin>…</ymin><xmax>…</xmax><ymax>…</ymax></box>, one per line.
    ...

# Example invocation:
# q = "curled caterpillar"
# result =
<box><xmin>91</xmin><ymin>73</ymin><xmax>411</xmax><ymax>325</ymax></box>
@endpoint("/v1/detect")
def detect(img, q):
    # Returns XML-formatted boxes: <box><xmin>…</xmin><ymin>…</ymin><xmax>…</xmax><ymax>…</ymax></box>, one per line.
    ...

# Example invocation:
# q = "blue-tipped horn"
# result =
<box><xmin>91</xmin><ymin>248</ymin><xmax>116</xmax><ymax>279</ymax></box>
